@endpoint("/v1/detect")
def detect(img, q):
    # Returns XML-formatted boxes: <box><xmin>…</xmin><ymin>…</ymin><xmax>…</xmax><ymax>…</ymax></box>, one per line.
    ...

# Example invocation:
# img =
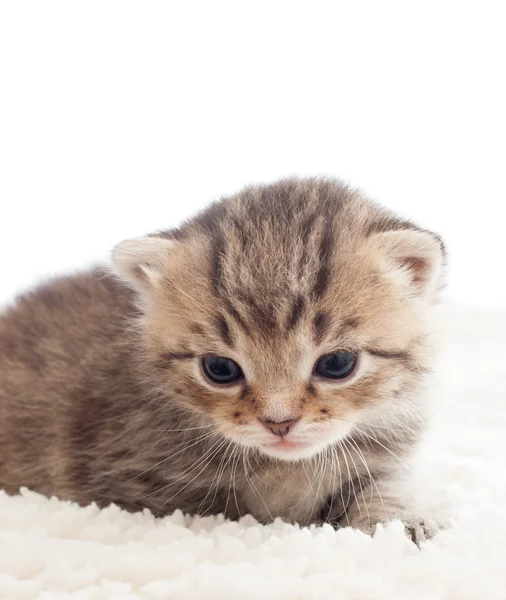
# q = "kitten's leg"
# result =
<box><xmin>337</xmin><ymin>477</ymin><xmax>441</xmax><ymax>545</ymax></box>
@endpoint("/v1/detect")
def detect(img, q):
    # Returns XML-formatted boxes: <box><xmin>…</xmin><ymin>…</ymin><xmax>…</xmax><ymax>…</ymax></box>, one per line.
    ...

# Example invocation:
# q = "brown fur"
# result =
<box><xmin>0</xmin><ymin>178</ymin><xmax>445</xmax><ymax>541</ymax></box>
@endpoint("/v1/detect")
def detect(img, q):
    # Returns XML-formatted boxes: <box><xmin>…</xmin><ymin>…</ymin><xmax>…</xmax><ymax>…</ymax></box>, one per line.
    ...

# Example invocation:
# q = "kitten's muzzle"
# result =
<box><xmin>259</xmin><ymin>417</ymin><xmax>300</xmax><ymax>437</ymax></box>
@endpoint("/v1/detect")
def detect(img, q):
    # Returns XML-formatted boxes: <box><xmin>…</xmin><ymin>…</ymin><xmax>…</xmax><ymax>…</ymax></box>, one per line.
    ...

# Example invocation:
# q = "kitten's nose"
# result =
<box><xmin>259</xmin><ymin>417</ymin><xmax>299</xmax><ymax>437</ymax></box>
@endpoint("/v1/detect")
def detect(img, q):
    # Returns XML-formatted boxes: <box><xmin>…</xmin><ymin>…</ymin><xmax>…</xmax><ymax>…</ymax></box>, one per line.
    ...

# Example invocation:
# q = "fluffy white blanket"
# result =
<box><xmin>1</xmin><ymin>305</ymin><xmax>505</xmax><ymax>599</ymax></box>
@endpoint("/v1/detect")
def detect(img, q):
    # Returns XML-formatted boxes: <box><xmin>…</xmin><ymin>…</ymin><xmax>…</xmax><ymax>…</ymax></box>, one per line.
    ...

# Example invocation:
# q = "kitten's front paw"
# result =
<box><xmin>402</xmin><ymin>516</ymin><xmax>442</xmax><ymax>546</ymax></box>
<box><xmin>347</xmin><ymin>514</ymin><xmax>442</xmax><ymax>546</ymax></box>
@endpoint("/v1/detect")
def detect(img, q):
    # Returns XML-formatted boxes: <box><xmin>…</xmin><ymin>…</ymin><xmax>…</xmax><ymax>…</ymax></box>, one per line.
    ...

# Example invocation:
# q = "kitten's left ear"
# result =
<box><xmin>371</xmin><ymin>228</ymin><xmax>445</xmax><ymax>298</ymax></box>
<box><xmin>111</xmin><ymin>236</ymin><xmax>176</xmax><ymax>293</ymax></box>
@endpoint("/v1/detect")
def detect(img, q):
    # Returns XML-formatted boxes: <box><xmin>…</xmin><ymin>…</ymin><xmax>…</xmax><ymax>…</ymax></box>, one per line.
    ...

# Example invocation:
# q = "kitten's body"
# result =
<box><xmin>0</xmin><ymin>179</ymin><xmax>444</xmax><ymax>541</ymax></box>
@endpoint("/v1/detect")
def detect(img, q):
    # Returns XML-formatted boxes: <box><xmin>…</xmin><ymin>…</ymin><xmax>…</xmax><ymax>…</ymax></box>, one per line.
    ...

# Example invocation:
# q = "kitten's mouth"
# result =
<box><xmin>260</xmin><ymin>438</ymin><xmax>314</xmax><ymax>460</ymax></box>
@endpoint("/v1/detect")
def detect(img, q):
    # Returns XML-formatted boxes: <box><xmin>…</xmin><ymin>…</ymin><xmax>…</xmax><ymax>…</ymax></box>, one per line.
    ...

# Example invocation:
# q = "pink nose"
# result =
<box><xmin>259</xmin><ymin>417</ymin><xmax>299</xmax><ymax>437</ymax></box>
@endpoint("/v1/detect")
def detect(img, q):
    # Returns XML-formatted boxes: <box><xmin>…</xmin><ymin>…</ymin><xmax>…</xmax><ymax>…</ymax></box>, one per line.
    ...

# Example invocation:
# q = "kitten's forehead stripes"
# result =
<box><xmin>286</xmin><ymin>295</ymin><xmax>306</xmax><ymax>331</ymax></box>
<box><xmin>367</xmin><ymin>348</ymin><xmax>425</xmax><ymax>373</ymax></box>
<box><xmin>215</xmin><ymin>314</ymin><xmax>234</xmax><ymax>348</ymax></box>
<box><xmin>165</xmin><ymin>178</ymin><xmax>442</xmax><ymax>344</ymax></box>
<box><xmin>313</xmin><ymin>311</ymin><xmax>330</xmax><ymax>344</ymax></box>
<box><xmin>297</xmin><ymin>213</ymin><xmax>318</xmax><ymax>277</ymax></box>
<box><xmin>230</xmin><ymin>216</ymin><xmax>248</xmax><ymax>251</ymax></box>
<box><xmin>240</xmin><ymin>292</ymin><xmax>277</xmax><ymax>331</ymax></box>
<box><xmin>189</xmin><ymin>323</ymin><xmax>205</xmax><ymax>336</ymax></box>
<box><xmin>367</xmin><ymin>348</ymin><xmax>410</xmax><ymax>360</ymax></box>
<box><xmin>223</xmin><ymin>299</ymin><xmax>251</xmax><ymax>335</ymax></box>
<box><xmin>210</xmin><ymin>233</ymin><xmax>225</xmax><ymax>297</ymax></box>
<box><xmin>342</xmin><ymin>317</ymin><xmax>361</xmax><ymax>329</ymax></box>
<box><xmin>187</xmin><ymin>180</ymin><xmax>350</xmax><ymax>335</ymax></box>
<box><xmin>313</xmin><ymin>312</ymin><xmax>363</xmax><ymax>346</ymax></box>
<box><xmin>157</xmin><ymin>352</ymin><xmax>196</xmax><ymax>368</ymax></box>
<box><xmin>313</xmin><ymin>220</ymin><xmax>335</xmax><ymax>300</ymax></box>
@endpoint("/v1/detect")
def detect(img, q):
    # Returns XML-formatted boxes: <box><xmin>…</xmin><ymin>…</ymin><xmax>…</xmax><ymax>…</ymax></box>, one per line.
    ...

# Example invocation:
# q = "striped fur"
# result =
<box><xmin>0</xmin><ymin>178</ymin><xmax>445</xmax><ymax>543</ymax></box>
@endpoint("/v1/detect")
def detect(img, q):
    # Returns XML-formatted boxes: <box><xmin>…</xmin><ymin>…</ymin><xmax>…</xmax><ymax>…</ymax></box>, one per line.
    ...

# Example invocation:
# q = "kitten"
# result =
<box><xmin>0</xmin><ymin>178</ymin><xmax>445</xmax><ymax>543</ymax></box>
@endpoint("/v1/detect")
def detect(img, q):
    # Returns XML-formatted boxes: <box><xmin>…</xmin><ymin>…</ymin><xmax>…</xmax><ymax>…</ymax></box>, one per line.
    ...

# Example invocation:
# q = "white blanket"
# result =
<box><xmin>1</xmin><ymin>305</ymin><xmax>505</xmax><ymax>599</ymax></box>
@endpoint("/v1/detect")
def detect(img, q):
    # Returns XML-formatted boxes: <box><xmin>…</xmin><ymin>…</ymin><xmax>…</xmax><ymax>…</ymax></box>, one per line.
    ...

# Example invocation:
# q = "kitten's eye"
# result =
<box><xmin>314</xmin><ymin>351</ymin><xmax>358</xmax><ymax>380</ymax></box>
<box><xmin>202</xmin><ymin>356</ymin><xmax>244</xmax><ymax>384</ymax></box>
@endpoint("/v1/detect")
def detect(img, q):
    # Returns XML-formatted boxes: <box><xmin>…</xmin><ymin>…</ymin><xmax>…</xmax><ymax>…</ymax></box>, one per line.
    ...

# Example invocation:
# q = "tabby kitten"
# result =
<box><xmin>0</xmin><ymin>178</ymin><xmax>445</xmax><ymax>543</ymax></box>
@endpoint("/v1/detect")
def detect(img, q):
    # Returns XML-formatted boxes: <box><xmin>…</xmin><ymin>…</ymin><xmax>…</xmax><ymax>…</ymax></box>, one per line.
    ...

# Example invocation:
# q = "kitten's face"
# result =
<box><xmin>114</xmin><ymin>180</ymin><xmax>444</xmax><ymax>461</ymax></box>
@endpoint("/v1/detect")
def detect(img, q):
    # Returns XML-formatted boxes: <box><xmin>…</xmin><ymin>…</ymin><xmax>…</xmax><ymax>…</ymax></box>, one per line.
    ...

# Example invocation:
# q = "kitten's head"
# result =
<box><xmin>112</xmin><ymin>179</ymin><xmax>445</xmax><ymax>461</ymax></box>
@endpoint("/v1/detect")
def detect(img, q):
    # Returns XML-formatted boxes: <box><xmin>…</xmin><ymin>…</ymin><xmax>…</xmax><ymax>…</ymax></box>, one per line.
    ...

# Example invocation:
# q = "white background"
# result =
<box><xmin>0</xmin><ymin>1</ymin><xmax>505</xmax><ymax>307</ymax></box>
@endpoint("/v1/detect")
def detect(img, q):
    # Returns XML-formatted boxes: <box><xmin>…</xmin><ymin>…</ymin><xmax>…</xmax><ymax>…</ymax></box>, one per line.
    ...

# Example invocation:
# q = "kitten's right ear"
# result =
<box><xmin>111</xmin><ymin>236</ymin><xmax>175</xmax><ymax>292</ymax></box>
<box><xmin>370</xmin><ymin>228</ymin><xmax>445</xmax><ymax>299</ymax></box>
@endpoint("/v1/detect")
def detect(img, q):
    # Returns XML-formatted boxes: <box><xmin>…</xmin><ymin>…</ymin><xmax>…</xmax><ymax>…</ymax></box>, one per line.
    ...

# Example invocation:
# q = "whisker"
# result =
<box><xmin>242</xmin><ymin>449</ymin><xmax>274</xmax><ymax>521</ymax></box>
<box><xmin>150</xmin><ymin>424</ymin><xmax>215</xmax><ymax>433</ymax></box>
<box><xmin>347</xmin><ymin>436</ymin><xmax>387</xmax><ymax>520</ymax></box>
<box><xmin>352</xmin><ymin>428</ymin><xmax>412</xmax><ymax>471</ymax></box>
<box><xmin>198</xmin><ymin>438</ymin><xmax>235</xmax><ymax>515</ymax></box>
<box><xmin>342</xmin><ymin>438</ymin><xmax>370</xmax><ymax>528</ymax></box>
<box><xmin>224</xmin><ymin>444</ymin><xmax>244</xmax><ymax>518</ymax></box>
<box><xmin>305</xmin><ymin>448</ymin><xmax>327</xmax><ymax>527</ymax></box>
<box><xmin>160</xmin><ymin>437</ymin><xmax>230</xmax><ymax>507</ymax></box>
<box><xmin>208</xmin><ymin>439</ymin><xmax>237</xmax><ymax>516</ymax></box>
<box><xmin>336</xmin><ymin>439</ymin><xmax>357</xmax><ymax>518</ymax></box>
<box><xmin>325</xmin><ymin>447</ymin><xmax>336</xmax><ymax>524</ymax></box>
<box><xmin>231</xmin><ymin>447</ymin><xmax>242</xmax><ymax>519</ymax></box>
<box><xmin>335</xmin><ymin>444</ymin><xmax>349</xmax><ymax>526</ymax></box>
<box><xmin>310</xmin><ymin>433</ymin><xmax>349</xmax><ymax>525</ymax></box>
<box><xmin>284</xmin><ymin>458</ymin><xmax>317</xmax><ymax>514</ymax></box>
<box><xmin>127</xmin><ymin>425</ymin><xmax>234</xmax><ymax>482</ymax></box>
<box><xmin>143</xmin><ymin>435</ymin><xmax>227</xmax><ymax>499</ymax></box>
<box><xmin>325</xmin><ymin>446</ymin><xmax>340</xmax><ymax>525</ymax></box>
<box><xmin>251</xmin><ymin>450</ymin><xmax>264</xmax><ymax>472</ymax></box>
<box><xmin>337</xmin><ymin>416</ymin><xmax>419</xmax><ymax>438</ymax></box>
<box><xmin>224</xmin><ymin>445</ymin><xmax>238</xmax><ymax>518</ymax></box>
